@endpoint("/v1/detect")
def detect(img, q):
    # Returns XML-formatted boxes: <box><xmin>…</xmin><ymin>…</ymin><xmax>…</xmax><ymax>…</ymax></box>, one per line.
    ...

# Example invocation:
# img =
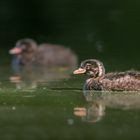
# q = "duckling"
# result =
<box><xmin>9</xmin><ymin>38</ymin><xmax>78</xmax><ymax>70</ymax></box>
<box><xmin>73</xmin><ymin>59</ymin><xmax>140</xmax><ymax>91</ymax></box>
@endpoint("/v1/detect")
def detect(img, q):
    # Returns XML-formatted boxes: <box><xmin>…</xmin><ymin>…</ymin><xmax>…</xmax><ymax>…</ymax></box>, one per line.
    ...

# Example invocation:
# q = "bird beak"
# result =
<box><xmin>9</xmin><ymin>47</ymin><xmax>22</xmax><ymax>54</ymax></box>
<box><xmin>73</xmin><ymin>68</ymin><xmax>86</xmax><ymax>74</ymax></box>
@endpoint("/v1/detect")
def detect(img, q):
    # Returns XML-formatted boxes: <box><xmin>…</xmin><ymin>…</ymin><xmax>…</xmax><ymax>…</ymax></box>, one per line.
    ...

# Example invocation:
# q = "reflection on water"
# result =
<box><xmin>9</xmin><ymin>66</ymin><xmax>71</xmax><ymax>90</ymax></box>
<box><xmin>74</xmin><ymin>91</ymin><xmax>140</xmax><ymax>123</ymax></box>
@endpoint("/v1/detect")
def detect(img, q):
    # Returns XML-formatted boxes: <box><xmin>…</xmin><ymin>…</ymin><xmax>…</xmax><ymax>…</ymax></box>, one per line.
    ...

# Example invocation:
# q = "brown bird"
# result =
<box><xmin>9</xmin><ymin>38</ymin><xmax>78</xmax><ymax>70</ymax></box>
<box><xmin>73</xmin><ymin>59</ymin><xmax>140</xmax><ymax>91</ymax></box>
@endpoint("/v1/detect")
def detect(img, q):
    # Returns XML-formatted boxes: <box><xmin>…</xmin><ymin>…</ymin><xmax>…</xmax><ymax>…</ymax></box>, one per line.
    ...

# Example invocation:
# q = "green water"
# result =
<box><xmin>0</xmin><ymin>64</ymin><xmax>140</xmax><ymax>140</ymax></box>
<box><xmin>0</xmin><ymin>0</ymin><xmax>140</xmax><ymax>139</ymax></box>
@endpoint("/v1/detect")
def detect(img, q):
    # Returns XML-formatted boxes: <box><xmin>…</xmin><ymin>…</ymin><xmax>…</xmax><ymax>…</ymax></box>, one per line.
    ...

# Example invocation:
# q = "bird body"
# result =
<box><xmin>73</xmin><ymin>59</ymin><xmax>140</xmax><ymax>91</ymax></box>
<box><xmin>9</xmin><ymin>38</ymin><xmax>78</xmax><ymax>70</ymax></box>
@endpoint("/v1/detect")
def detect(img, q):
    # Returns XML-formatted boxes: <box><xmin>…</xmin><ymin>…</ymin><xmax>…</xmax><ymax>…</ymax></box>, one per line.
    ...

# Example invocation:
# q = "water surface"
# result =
<box><xmin>0</xmin><ymin>65</ymin><xmax>140</xmax><ymax>140</ymax></box>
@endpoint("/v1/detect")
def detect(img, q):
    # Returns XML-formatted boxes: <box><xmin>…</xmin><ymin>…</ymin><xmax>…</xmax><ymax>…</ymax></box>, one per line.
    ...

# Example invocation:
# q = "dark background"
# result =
<box><xmin>0</xmin><ymin>0</ymin><xmax>140</xmax><ymax>66</ymax></box>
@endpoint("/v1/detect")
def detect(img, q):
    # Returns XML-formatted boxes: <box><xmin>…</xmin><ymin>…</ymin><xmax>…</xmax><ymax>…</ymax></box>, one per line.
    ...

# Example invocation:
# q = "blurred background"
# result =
<box><xmin>0</xmin><ymin>0</ymin><xmax>140</xmax><ymax>70</ymax></box>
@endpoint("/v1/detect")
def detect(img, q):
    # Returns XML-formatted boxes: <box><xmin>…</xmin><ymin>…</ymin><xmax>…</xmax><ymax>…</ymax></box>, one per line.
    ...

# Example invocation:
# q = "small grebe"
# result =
<box><xmin>73</xmin><ymin>59</ymin><xmax>140</xmax><ymax>91</ymax></box>
<box><xmin>9</xmin><ymin>38</ymin><xmax>78</xmax><ymax>69</ymax></box>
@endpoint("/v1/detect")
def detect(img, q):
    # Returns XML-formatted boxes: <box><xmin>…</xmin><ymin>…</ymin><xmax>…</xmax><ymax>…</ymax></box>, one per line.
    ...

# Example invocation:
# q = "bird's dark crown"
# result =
<box><xmin>74</xmin><ymin>59</ymin><xmax>105</xmax><ymax>78</ymax></box>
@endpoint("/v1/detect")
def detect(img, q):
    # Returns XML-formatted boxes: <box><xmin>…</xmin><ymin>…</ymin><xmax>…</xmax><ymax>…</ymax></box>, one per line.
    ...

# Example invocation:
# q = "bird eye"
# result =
<box><xmin>20</xmin><ymin>44</ymin><xmax>26</xmax><ymax>50</ymax></box>
<box><xmin>86</xmin><ymin>64</ymin><xmax>91</xmax><ymax>70</ymax></box>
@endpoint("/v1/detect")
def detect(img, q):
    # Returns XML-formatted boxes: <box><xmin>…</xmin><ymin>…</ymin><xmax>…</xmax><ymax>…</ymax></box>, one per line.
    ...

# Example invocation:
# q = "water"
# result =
<box><xmin>0</xmin><ymin>0</ymin><xmax>140</xmax><ymax>139</ymax></box>
<box><xmin>0</xmin><ymin>64</ymin><xmax>140</xmax><ymax>140</ymax></box>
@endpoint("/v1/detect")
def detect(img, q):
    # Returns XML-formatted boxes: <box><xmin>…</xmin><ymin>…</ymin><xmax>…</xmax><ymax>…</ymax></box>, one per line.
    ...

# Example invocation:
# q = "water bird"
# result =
<box><xmin>73</xmin><ymin>59</ymin><xmax>140</xmax><ymax>91</ymax></box>
<box><xmin>9</xmin><ymin>38</ymin><xmax>78</xmax><ymax>70</ymax></box>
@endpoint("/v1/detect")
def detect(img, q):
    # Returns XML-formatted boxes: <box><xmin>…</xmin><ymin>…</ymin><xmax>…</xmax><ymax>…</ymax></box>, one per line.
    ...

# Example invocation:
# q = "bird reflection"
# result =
<box><xmin>74</xmin><ymin>100</ymin><xmax>105</xmax><ymax>123</ymax></box>
<box><xmin>9</xmin><ymin>67</ymin><xmax>71</xmax><ymax>90</ymax></box>
<box><xmin>74</xmin><ymin>91</ymin><xmax>140</xmax><ymax>123</ymax></box>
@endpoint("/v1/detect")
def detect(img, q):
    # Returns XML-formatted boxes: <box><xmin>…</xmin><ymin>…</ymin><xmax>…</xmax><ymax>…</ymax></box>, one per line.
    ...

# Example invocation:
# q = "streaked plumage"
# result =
<box><xmin>73</xmin><ymin>59</ymin><xmax>140</xmax><ymax>91</ymax></box>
